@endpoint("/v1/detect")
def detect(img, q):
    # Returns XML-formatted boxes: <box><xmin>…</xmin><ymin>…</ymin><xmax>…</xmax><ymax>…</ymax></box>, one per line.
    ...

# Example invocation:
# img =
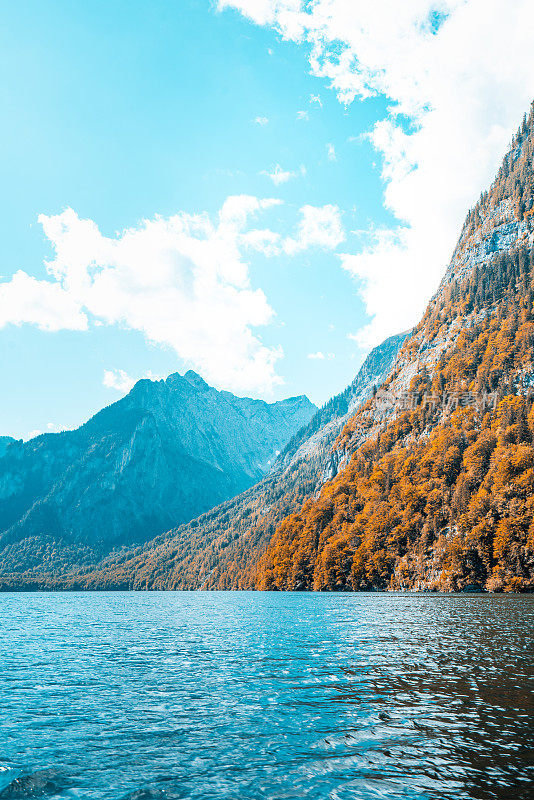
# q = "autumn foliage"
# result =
<box><xmin>256</xmin><ymin>399</ymin><xmax>534</xmax><ymax>593</ymax></box>
<box><xmin>255</xmin><ymin>104</ymin><xmax>534</xmax><ymax>594</ymax></box>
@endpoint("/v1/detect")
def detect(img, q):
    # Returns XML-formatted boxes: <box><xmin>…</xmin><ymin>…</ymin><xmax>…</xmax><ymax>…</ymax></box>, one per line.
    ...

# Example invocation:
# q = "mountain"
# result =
<box><xmin>278</xmin><ymin>331</ymin><xmax>410</xmax><ymax>480</ymax></box>
<box><xmin>0</xmin><ymin>331</ymin><xmax>407</xmax><ymax>589</ymax></box>
<box><xmin>0</xmin><ymin>371</ymin><xmax>315</xmax><ymax>576</ymax></box>
<box><xmin>254</xmin><ymin>104</ymin><xmax>534</xmax><ymax>594</ymax></box>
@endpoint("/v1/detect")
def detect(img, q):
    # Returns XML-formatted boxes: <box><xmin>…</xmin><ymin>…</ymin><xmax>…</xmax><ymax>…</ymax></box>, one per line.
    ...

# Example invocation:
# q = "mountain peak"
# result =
<box><xmin>443</xmin><ymin>100</ymin><xmax>534</xmax><ymax>288</ymax></box>
<box><xmin>164</xmin><ymin>370</ymin><xmax>210</xmax><ymax>392</ymax></box>
<box><xmin>0</xmin><ymin>365</ymin><xmax>317</xmax><ymax>579</ymax></box>
<box><xmin>183</xmin><ymin>370</ymin><xmax>210</xmax><ymax>391</ymax></box>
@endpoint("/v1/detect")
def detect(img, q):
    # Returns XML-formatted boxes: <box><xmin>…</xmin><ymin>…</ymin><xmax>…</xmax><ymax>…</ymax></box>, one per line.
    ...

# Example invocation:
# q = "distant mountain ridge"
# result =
<box><xmin>0</xmin><ymin>371</ymin><xmax>315</xmax><ymax>576</ymax></box>
<box><xmin>278</xmin><ymin>331</ymin><xmax>410</xmax><ymax>480</ymax></box>
<box><xmin>1</xmin><ymin>331</ymin><xmax>407</xmax><ymax>590</ymax></box>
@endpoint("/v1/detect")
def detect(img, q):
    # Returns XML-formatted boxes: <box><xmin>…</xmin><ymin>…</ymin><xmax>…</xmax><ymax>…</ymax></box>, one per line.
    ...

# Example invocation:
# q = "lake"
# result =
<box><xmin>0</xmin><ymin>592</ymin><xmax>532</xmax><ymax>799</ymax></box>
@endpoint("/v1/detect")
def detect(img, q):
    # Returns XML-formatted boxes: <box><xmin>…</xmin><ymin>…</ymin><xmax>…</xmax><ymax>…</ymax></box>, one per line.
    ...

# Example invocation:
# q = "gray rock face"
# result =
<box><xmin>278</xmin><ymin>331</ymin><xmax>410</xmax><ymax>478</ymax></box>
<box><xmin>0</xmin><ymin>371</ymin><xmax>315</xmax><ymax>571</ymax></box>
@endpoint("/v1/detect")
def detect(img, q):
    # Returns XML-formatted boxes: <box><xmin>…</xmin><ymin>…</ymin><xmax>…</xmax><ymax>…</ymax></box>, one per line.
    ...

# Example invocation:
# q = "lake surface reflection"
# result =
<box><xmin>0</xmin><ymin>592</ymin><xmax>532</xmax><ymax>799</ymax></box>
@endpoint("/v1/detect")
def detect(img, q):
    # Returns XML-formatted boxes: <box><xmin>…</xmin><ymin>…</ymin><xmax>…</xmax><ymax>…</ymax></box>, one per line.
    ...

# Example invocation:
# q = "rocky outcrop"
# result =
<box><xmin>0</xmin><ymin>371</ymin><xmax>315</xmax><ymax>575</ymax></box>
<box><xmin>279</xmin><ymin>331</ymin><xmax>410</xmax><ymax>482</ymax></box>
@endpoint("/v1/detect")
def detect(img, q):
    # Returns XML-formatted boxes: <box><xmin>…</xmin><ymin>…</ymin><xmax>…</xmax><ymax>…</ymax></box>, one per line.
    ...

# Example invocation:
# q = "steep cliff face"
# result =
<box><xmin>0</xmin><ymin>371</ymin><xmax>315</xmax><ymax>575</ymax></box>
<box><xmin>279</xmin><ymin>331</ymin><xmax>410</xmax><ymax>481</ymax></box>
<box><xmin>255</xmin><ymin>104</ymin><xmax>534</xmax><ymax>594</ymax></box>
<box><xmin>0</xmin><ymin>333</ymin><xmax>406</xmax><ymax>589</ymax></box>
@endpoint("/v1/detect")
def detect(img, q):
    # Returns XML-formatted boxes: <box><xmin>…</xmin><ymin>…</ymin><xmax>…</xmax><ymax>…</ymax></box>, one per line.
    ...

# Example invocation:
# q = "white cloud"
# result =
<box><xmin>240</xmin><ymin>228</ymin><xmax>282</xmax><ymax>256</ymax></box>
<box><xmin>103</xmin><ymin>368</ymin><xmax>164</xmax><ymax>394</ymax></box>
<box><xmin>46</xmin><ymin>422</ymin><xmax>65</xmax><ymax>432</ymax></box>
<box><xmin>219</xmin><ymin>0</ymin><xmax>305</xmax><ymax>31</ymax></box>
<box><xmin>308</xmin><ymin>351</ymin><xmax>335</xmax><ymax>359</ymax></box>
<box><xmin>326</xmin><ymin>143</ymin><xmax>337</xmax><ymax>161</ymax></box>
<box><xmin>0</xmin><ymin>270</ymin><xmax>88</xmax><ymax>332</ymax></box>
<box><xmin>297</xmin><ymin>110</ymin><xmax>309</xmax><ymax>121</ymax></box>
<box><xmin>219</xmin><ymin>0</ymin><xmax>534</xmax><ymax>347</ymax></box>
<box><xmin>0</xmin><ymin>201</ymin><xmax>284</xmax><ymax>396</ymax></box>
<box><xmin>263</xmin><ymin>165</ymin><xmax>293</xmax><ymax>185</ymax></box>
<box><xmin>283</xmin><ymin>204</ymin><xmax>345</xmax><ymax>255</ymax></box>
<box><xmin>103</xmin><ymin>369</ymin><xmax>136</xmax><ymax>393</ymax></box>
<box><xmin>242</xmin><ymin>201</ymin><xmax>344</xmax><ymax>255</ymax></box>
<box><xmin>1</xmin><ymin>199</ymin><xmax>344</xmax><ymax>396</ymax></box>
<box><xmin>262</xmin><ymin>164</ymin><xmax>306</xmax><ymax>185</ymax></box>
<box><xmin>218</xmin><ymin>194</ymin><xmax>281</xmax><ymax>227</ymax></box>
<box><xmin>254</xmin><ymin>115</ymin><xmax>269</xmax><ymax>125</ymax></box>
<box><xmin>310</xmin><ymin>94</ymin><xmax>322</xmax><ymax>107</ymax></box>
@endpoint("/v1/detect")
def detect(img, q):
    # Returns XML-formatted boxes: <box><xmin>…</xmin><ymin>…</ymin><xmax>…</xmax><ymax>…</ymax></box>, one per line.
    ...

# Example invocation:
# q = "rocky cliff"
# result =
<box><xmin>0</xmin><ymin>371</ymin><xmax>315</xmax><ymax>576</ymax></box>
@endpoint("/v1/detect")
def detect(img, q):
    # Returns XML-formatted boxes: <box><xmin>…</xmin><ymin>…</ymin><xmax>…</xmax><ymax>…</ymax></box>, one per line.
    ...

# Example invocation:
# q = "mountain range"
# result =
<box><xmin>0</xmin><ymin>372</ymin><xmax>315</xmax><ymax>577</ymax></box>
<box><xmin>2</xmin><ymin>104</ymin><xmax>534</xmax><ymax>592</ymax></box>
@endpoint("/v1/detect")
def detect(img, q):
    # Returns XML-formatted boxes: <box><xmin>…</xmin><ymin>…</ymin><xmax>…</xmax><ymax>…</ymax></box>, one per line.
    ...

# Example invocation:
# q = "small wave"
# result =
<box><xmin>0</xmin><ymin>768</ymin><xmax>69</xmax><ymax>799</ymax></box>
<box><xmin>123</xmin><ymin>789</ymin><xmax>182</xmax><ymax>800</ymax></box>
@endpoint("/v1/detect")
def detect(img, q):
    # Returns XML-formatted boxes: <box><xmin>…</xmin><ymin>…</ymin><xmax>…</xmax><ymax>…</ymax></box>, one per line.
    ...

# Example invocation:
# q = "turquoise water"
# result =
<box><xmin>0</xmin><ymin>592</ymin><xmax>532</xmax><ymax>800</ymax></box>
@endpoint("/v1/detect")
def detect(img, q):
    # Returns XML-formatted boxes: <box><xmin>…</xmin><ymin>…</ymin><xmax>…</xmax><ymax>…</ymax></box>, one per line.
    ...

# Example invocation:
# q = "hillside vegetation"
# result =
<box><xmin>256</xmin><ymin>105</ymin><xmax>534</xmax><ymax>593</ymax></box>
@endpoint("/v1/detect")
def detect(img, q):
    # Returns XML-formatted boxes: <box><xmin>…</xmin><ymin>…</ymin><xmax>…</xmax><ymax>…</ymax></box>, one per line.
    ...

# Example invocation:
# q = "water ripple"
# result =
<box><xmin>0</xmin><ymin>592</ymin><xmax>532</xmax><ymax>799</ymax></box>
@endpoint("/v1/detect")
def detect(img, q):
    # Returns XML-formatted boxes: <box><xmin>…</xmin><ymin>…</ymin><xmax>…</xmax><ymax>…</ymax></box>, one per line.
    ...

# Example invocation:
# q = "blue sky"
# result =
<box><xmin>1</xmin><ymin>0</ymin><xmax>533</xmax><ymax>439</ymax></box>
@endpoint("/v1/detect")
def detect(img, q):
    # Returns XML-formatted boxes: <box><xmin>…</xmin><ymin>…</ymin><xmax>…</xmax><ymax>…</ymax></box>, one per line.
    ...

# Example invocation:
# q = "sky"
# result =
<box><xmin>1</xmin><ymin>0</ymin><xmax>534</xmax><ymax>440</ymax></box>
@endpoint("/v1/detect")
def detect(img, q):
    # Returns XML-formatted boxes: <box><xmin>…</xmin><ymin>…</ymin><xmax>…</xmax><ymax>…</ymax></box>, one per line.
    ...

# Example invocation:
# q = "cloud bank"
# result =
<box><xmin>0</xmin><ymin>198</ymin><xmax>344</xmax><ymax>395</ymax></box>
<box><xmin>220</xmin><ymin>0</ymin><xmax>534</xmax><ymax>346</ymax></box>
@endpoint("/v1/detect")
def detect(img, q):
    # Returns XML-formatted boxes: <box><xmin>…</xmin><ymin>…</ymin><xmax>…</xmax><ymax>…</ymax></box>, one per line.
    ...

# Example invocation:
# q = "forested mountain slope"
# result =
<box><xmin>0</xmin><ymin>371</ymin><xmax>315</xmax><ymax>576</ymax></box>
<box><xmin>256</xmin><ymin>105</ymin><xmax>534</xmax><ymax>593</ymax></box>
<box><xmin>0</xmin><ymin>334</ymin><xmax>406</xmax><ymax>589</ymax></box>
<box><xmin>0</xmin><ymin>438</ymin><xmax>15</xmax><ymax>459</ymax></box>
